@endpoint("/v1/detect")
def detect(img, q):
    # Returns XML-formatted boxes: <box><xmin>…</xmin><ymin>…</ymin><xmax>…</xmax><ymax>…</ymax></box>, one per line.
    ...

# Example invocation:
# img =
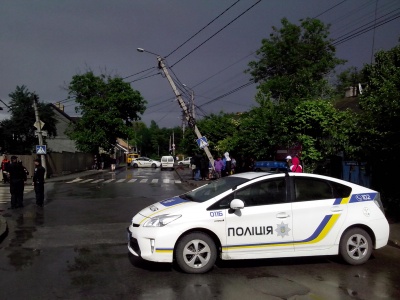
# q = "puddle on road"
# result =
<box><xmin>5</xmin><ymin>209</ymin><xmax>44</xmax><ymax>270</ymax></box>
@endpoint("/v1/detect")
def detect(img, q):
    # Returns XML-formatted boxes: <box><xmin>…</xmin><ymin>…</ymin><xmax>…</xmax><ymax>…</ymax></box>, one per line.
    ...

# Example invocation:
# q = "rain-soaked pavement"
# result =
<box><xmin>1</xmin><ymin>167</ymin><xmax>400</xmax><ymax>299</ymax></box>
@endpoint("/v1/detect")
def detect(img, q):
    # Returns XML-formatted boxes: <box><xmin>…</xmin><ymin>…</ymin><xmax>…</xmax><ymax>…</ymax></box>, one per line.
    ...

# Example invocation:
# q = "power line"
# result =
<box><xmin>170</xmin><ymin>0</ymin><xmax>262</xmax><ymax>68</ymax></box>
<box><xmin>313</xmin><ymin>0</ymin><xmax>347</xmax><ymax>19</ymax></box>
<box><xmin>198</xmin><ymin>80</ymin><xmax>255</xmax><ymax>108</ymax></box>
<box><xmin>165</xmin><ymin>0</ymin><xmax>242</xmax><ymax>58</ymax></box>
<box><xmin>122</xmin><ymin>66</ymin><xmax>156</xmax><ymax>80</ymax></box>
<box><xmin>128</xmin><ymin>72</ymin><xmax>161</xmax><ymax>83</ymax></box>
<box><xmin>332</xmin><ymin>11</ymin><xmax>400</xmax><ymax>46</ymax></box>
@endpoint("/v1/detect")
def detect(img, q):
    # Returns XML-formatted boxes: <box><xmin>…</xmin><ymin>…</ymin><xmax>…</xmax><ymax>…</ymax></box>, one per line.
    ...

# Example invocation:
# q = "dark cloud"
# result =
<box><xmin>1</xmin><ymin>0</ymin><xmax>399</xmax><ymax>127</ymax></box>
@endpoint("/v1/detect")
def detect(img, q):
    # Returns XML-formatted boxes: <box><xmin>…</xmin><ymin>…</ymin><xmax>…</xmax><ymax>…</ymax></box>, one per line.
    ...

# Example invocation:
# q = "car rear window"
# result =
<box><xmin>294</xmin><ymin>177</ymin><xmax>352</xmax><ymax>201</ymax></box>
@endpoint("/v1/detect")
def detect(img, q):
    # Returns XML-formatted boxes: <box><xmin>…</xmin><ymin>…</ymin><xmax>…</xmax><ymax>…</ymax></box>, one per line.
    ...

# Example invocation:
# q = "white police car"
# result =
<box><xmin>127</xmin><ymin>172</ymin><xmax>389</xmax><ymax>273</ymax></box>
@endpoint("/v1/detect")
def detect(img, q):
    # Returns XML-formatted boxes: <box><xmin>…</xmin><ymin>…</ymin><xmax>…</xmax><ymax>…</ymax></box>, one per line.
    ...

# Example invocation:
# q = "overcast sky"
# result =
<box><xmin>1</xmin><ymin>0</ymin><xmax>399</xmax><ymax>128</ymax></box>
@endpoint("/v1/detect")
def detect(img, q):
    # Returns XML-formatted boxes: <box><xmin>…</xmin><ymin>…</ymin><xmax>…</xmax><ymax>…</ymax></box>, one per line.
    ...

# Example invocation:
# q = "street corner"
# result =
<box><xmin>0</xmin><ymin>214</ymin><xmax>8</xmax><ymax>243</ymax></box>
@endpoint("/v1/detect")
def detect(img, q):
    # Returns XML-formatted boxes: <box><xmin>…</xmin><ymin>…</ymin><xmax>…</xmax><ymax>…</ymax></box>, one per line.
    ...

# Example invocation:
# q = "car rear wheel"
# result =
<box><xmin>175</xmin><ymin>232</ymin><xmax>217</xmax><ymax>274</ymax></box>
<box><xmin>339</xmin><ymin>228</ymin><xmax>372</xmax><ymax>265</ymax></box>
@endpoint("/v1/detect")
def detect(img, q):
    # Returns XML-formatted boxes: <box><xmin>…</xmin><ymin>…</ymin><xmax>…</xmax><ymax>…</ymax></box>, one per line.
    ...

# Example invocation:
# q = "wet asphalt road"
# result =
<box><xmin>0</xmin><ymin>167</ymin><xmax>400</xmax><ymax>300</ymax></box>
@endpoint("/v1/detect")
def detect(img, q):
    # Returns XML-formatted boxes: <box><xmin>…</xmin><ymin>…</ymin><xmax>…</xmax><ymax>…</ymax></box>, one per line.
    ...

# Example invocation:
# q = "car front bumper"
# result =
<box><xmin>127</xmin><ymin>225</ymin><xmax>177</xmax><ymax>263</ymax></box>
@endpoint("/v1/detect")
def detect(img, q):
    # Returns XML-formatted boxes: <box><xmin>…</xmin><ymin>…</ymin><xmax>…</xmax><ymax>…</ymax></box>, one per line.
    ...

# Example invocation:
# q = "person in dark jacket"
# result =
<box><xmin>6</xmin><ymin>155</ymin><xmax>27</xmax><ymax>209</ymax></box>
<box><xmin>33</xmin><ymin>158</ymin><xmax>46</xmax><ymax>207</ymax></box>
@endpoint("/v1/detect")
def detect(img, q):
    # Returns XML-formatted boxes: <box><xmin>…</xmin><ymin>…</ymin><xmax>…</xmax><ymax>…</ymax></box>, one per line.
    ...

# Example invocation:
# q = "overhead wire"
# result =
<box><xmin>170</xmin><ymin>0</ymin><xmax>262</xmax><ymax>68</ymax></box>
<box><xmin>329</xmin><ymin>0</ymin><xmax>398</xmax><ymax>38</ymax></box>
<box><xmin>165</xmin><ymin>0</ymin><xmax>242</xmax><ymax>58</ymax></box>
<box><xmin>332</xmin><ymin>10</ymin><xmax>400</xmax><ymax>46</ymax></box>
<box><xmin>51</xmin><ymin>0</ymin><xmax>399</xmax><ymax>124</ymax></box>
<box><xmin>313</xmin><ymin>0</ymin><xmax>347</xmax><ymax>19</ymax></box>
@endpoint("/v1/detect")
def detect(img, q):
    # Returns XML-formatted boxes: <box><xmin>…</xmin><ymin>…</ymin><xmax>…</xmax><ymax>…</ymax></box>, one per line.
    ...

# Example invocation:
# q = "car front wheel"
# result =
<box><xmin>175</xmin><ymin>232</ymin><xmax>217</xmax><ymax>274</ymax></box>
<box><xmin>132</xmin><ymin>163</ymin><xmax>138</xmax><ymax>168</ymax></box>
<box><xmin>339</xmin><ymin>228</ymin><xmax>372</xmax><ymax>265</ymax></box>
<box><xmin>151</xmin><ymin>163</ymin><xmax>156</xmax><ymax>168</ymax></box>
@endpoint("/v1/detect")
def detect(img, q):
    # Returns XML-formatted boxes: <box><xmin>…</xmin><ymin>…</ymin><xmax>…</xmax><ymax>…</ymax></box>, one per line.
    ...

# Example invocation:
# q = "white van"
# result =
<box><xmin>160</xmin><ymin>156</ymin><xmax>174</xmax><ymax>170</ymax></box>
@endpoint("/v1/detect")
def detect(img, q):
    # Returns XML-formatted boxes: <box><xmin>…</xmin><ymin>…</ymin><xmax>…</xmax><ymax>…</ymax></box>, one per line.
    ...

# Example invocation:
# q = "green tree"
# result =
<box><xmin>1</xmin><ymin>85</ymin><xmax>57</xmax><ymax>154</ymax></box>
<box><xmin>288</xmin><ymin>99</ymin><xmax>355</xmax><ymax>171</ymax></box>
<box><xmin>247</xmin><ymin>18</ymin><xmax>345</xmax><ymax>103</ymax></box>
<box><xmin>357</xmin><ymin>44</ymin><xmax>400</xmax><ymax>217</ymax></box>
<box><xmin>67</xmin><ymin>72</ymin><xmax>146</xmax><ymax>153</ymax></box>
<box><xmin>180</xmin><ymin>112</ymin><xmax>241</xmax><ymax>158</ymax></box>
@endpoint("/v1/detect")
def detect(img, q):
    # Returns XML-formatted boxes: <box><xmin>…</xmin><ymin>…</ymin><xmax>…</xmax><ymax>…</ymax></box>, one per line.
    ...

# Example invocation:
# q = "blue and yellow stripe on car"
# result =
<box><xmin>223</xmin><ymin>214</ymin><xmax>340</xmax><ymax>251</ymax></box>
<box><xmin>155</xmin><ymin>248</ymin><xmax>174</xmax><ymax>253</ymax></box>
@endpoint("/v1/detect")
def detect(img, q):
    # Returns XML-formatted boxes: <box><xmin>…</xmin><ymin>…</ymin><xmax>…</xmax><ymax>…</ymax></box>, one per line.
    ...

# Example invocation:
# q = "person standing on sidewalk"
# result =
<box><xmin>33</xmin><ymin>158</ymin><xmax>46</xmax><ymax>207</ymax></box>
<box><xmin>1</xmin><ymin>155</ymin><xmax>10</xmax><ymax>183</ymax></box>
<box><xmin>6</xmin><ymin>155</ymin><xmax>27</xmax><ymax>209</ymax></box>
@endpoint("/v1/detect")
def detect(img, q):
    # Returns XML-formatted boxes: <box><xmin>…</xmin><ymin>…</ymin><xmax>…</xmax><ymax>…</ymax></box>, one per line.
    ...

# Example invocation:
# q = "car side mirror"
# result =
<box><xmin>230</xmin><ymin>199</ymin><xmax>244</xmax><ymax>210</ymax></box>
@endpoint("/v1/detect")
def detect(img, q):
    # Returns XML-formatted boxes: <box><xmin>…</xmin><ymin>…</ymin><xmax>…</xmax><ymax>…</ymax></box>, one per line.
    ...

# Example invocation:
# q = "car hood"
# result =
<box><xmin>132</xmin><ymin>196</ymin><xmax>198</xmax><ymax>223</ymax></box>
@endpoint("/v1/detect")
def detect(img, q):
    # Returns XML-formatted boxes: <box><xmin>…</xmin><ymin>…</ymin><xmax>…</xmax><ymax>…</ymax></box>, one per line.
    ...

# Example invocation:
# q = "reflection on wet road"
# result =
<box><xmin>0</xmin><ymin>167</ymin><xmax>400</xmax><ymax>299</ymax></box>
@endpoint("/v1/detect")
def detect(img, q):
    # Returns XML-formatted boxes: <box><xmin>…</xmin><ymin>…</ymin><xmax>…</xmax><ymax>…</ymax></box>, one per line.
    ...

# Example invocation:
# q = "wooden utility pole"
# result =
<box><xmin>32</xmin><ymin>95</ymin><xmax>47</xmax><ymax>177</ymax></box>
<box><xmin>157</xmin><ymin>57</ymin><xmax>215</xmax><ymax>170</ymax></box>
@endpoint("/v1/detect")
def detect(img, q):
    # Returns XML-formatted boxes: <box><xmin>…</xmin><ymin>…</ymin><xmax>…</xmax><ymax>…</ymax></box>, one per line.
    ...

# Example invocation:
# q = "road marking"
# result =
<box><xmin>66</xmin><ymin>178</ymin><xmax>83</xmax><ymax>183</ymax></box>
<box><xmin>80</xmin><ymin>179</ymin><xmax>94</xmax><ymax>183</ymax></box>
<box><xmin>40</xmin><ymin>177</ymin><xmax>183</xmax><ymax>187</ymax></box>
<box><xmin>91</xmin><ymin>179</ymin><xmax>105</xmax><ymax>183</ymax></box>
<box><xmin>0</xmin><ymin>185</ymin><xmax>35</xmax><ymax>204</ymax></box>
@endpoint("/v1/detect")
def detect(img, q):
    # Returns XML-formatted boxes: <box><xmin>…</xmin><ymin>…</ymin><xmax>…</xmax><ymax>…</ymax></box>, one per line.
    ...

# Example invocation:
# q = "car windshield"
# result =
<box><xmin>180</xmin><ymin>177</ymin><xmax>249</xmax><ymax>203</ymax></box>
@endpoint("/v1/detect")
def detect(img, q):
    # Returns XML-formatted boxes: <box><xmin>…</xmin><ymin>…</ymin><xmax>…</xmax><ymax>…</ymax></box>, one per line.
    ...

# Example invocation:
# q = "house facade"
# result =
<box><xmin>46</xmin><ymin>103</ymin><xmax>80</xmax><ymax>153</ymax></box>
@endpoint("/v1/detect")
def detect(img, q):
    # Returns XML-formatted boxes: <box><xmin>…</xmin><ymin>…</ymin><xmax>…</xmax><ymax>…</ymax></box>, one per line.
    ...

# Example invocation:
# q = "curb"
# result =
<box><xmin>0</xmin><ymin>215</ymin><xmax>8</xmax><ymax>243</ymax></box>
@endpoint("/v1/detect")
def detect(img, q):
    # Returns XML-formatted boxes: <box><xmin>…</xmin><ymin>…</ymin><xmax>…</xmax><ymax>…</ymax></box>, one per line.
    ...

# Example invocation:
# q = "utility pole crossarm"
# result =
<box><xmin>157</xmin><ymin>57</ymin><xmax>215</xmax><ymax>170</ymax></box>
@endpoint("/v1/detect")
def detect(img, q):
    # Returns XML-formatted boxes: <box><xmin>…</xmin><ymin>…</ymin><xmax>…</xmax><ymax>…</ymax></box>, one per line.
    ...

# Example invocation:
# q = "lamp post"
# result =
<box><xmin>137</xmin><ymin>48</ymin><xmax>215</xmax><ymax>170</ymax></box>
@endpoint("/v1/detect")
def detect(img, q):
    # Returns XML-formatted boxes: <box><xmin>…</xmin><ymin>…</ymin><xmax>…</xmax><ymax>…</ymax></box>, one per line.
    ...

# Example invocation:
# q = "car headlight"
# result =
<box><xmin>143</xmin><ymin>214</ymin><xmax>181</xmax><ymax>227</ymax></box>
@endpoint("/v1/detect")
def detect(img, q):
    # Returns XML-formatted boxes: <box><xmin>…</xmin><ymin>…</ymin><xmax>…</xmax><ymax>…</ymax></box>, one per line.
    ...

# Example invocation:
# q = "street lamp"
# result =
<box><xmin>136</xmin><ymin>48</ymin><xmax>160</xmax><ymax>57</ymax></box>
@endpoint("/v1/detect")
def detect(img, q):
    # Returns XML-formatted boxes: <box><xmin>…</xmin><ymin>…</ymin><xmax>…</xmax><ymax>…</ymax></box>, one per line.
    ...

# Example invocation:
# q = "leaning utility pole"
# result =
<box><xmin>32</xmin><ymin>95</ymin><xmax>47</xmax><ymax>177</ymax></box>
<box><xmin>157</xmin><ymin>57</ymin><xmax>215</xmax><ymax>170</ymax></box>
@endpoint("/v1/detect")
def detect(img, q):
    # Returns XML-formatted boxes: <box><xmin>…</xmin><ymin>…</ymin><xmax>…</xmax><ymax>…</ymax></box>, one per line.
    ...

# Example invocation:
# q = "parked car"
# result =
<box><xmin>127</xmin><ymin>172</ymin><xmax>389</xmax><ymax>273</ymax></box>
<box><xmin>160</xmin><ymin>156</ymin><xmax>174</xmax><ymax>170</ymax></box>
<box><xmin>178</xmin><ymin>157</ymin><xmax>192</xmax><ymax>166</ymax></box>
<box><xmin>131</xmin><ymin>157</ymin><xmax>161</xmax><ymax>168</ymax></box>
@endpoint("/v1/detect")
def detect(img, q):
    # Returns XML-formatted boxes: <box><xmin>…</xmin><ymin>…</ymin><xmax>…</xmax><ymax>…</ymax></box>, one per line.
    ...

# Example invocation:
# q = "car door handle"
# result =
<box><xmin>331</xmin><ymin>206</ymin><xmax>343</xmax><ymax>212</ymax></box>
<box><xmin>276</xmin><ymin>212</ymin><xmax>290</xmax><ymax>219</ymax></box>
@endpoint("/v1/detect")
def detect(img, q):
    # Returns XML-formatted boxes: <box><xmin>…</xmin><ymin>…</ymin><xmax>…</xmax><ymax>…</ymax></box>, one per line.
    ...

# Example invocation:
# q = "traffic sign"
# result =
<box><xmin>34</xmin><ymin>120</ymin><xmax>45</xmax><ymax>130</ymax></box>
<box><xmin>36</xmin><ymin>145</ymin><xmax>47</xmax><ymax>154</ymax></box>
<box><xmin>35</xmin><ymin>130</ymin><xmax>47</xmax><ymax>137</ymax></box>
<box><xmin>196</xmin><ymin>136</ymin><xmax>209</xmax><ymax>149</ymax></box>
